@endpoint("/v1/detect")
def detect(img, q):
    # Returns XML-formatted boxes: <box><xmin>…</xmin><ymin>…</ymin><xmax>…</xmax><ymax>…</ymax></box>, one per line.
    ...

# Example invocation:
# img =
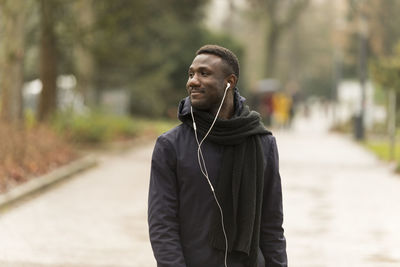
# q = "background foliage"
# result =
<box><xmin>3</xmin><ymin>0</ymin><xmax>400</xmax><ymax>184</ymax></box>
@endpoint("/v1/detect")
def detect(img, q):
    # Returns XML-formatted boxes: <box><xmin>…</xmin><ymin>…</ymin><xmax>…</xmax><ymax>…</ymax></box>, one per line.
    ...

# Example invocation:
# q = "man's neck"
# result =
<box><xmin>212</xmin><ymin>94</ymin><xmax>235</xmax><ymax>120</ymax></box>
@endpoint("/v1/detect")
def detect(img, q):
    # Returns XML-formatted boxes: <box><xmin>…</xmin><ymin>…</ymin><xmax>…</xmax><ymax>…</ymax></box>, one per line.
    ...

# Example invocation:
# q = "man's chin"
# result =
<box><xmin>190</xmin><ymin>99</ymin><xmax>208</xmax><ymax>111</ymax></box>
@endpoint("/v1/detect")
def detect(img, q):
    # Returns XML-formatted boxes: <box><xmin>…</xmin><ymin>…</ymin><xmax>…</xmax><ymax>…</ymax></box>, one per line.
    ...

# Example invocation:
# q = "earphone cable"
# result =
<box><xmin>190</xmin><ymin>84</ymin><xmax>230</xmax><ymax>267</ymax></box>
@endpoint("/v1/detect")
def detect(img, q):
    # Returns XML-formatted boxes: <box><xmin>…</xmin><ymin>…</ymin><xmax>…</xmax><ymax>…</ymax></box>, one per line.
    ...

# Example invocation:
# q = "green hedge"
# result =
<box><xmin>51</xmin><ymin>111</ymin><xmax>177</xmax><ymax>144</ymax></box>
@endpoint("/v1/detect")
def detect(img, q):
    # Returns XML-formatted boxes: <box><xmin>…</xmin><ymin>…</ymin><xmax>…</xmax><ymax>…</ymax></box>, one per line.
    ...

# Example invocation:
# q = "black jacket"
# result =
<box><xmin>148</xmin><ymin>94</ymin><xmax>287</xmax><ymax>267</ymax></box>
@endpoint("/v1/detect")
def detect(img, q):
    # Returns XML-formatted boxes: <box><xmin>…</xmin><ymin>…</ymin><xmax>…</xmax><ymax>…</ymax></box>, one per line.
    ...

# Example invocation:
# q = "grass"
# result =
<box><xmin>363</xmin><ymin>126</ymin><xmax>400</xmax><ymax>163</ymax></box>
<box><xmin>364</xmin><ymin>141</ymin><xmax>400</xmax><ymax>161</ymax></box>
<box><xmin>363</xmin><ymin>135</ymin><xmax>400</xmax><ymax>173</ymax></box>
<box><xmin>362</xmin><ymin>137</ymin><xmax>400</xmax><ymax>173</ymax></box>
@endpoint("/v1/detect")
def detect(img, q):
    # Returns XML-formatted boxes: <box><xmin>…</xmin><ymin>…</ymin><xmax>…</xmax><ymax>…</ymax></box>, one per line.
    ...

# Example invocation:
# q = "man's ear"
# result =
<box><xmin>227</xmin><ymin>74</ymin><xmax>238</xmax><ymax>89</ymax></box>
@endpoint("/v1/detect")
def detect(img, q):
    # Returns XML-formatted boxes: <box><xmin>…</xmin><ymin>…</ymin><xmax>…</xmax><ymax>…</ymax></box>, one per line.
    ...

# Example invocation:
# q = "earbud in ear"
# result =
<box><xmin>226</xmin><ymin>82</ymin><xmax>230</xmax><ymax>90</ymax></box>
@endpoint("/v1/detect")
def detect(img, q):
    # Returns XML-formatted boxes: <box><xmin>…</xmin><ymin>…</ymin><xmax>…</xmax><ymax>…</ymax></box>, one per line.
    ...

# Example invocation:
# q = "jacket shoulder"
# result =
<box><xmin>157</xmin><ymin>123</ymin><xmax>189</xmax><ymax>146</ymax></box>
<box><xmin>259</xmin><ymin>133</ymin><xmax>278</xmax><ymax>156</ymax></box>
<box><xmin>260</xmin><ymin>132</ymin><xmax>276</xmax><ymax>145</ymax></box>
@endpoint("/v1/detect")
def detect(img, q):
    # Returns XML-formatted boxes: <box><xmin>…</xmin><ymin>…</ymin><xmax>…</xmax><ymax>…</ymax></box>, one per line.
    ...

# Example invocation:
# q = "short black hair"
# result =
<box><xmin>196</xmin><ymin>44</ymin><xmax>240</xmax><ymax>79</ymax></box>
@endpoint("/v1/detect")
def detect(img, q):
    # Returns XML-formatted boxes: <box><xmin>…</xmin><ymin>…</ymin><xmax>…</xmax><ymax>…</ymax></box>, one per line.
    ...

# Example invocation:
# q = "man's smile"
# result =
<box><xmin>190</xmin><ymin>90</ymin><xmax>204</xmax><ymax>97</ymax></box>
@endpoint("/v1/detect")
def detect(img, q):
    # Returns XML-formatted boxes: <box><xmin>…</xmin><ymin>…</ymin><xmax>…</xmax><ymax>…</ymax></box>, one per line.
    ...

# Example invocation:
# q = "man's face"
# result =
<box><xmin>186</xmin><ymin>53</ymin><xmax>227</xmax><ymax>113</ymax></box>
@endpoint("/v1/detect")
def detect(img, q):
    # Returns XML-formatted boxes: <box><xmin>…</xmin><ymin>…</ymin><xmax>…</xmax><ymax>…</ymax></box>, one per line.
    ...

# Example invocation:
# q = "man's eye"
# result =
<box><xmin>188</xmin><ymin>72</ymin><xmax>194</xmax><ymax>78</ymax></box>
<box><xmin>201</xmin><ymin>71</ymin><xmax>208</xmax><ymax>76</ymax></box>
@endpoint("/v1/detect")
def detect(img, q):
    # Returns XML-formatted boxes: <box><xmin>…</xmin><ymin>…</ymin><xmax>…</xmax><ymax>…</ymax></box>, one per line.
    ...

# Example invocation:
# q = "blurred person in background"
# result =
<box><xmin>272</xmin><ymin>93</ymin><xmax>292</xmax><ymax>129</ymax></box>
<box><xmin>148</xmin><ymin>45</ymin><xmax>287</xmax><ymax>267</ymax></box>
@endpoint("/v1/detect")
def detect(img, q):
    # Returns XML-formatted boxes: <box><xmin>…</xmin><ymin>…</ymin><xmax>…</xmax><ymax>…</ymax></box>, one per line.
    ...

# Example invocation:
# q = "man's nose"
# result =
<box><xmin>188</xmin><ymin>74</ymin><xmax>201</xmax><ymax>88</ymax></box>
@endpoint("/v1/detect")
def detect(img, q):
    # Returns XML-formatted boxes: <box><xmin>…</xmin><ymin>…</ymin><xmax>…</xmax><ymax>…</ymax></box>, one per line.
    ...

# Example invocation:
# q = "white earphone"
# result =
<box><xmin>190</xmin><ymin>81</ymin><xmax>231</xmax><ymax>267</ymax></box>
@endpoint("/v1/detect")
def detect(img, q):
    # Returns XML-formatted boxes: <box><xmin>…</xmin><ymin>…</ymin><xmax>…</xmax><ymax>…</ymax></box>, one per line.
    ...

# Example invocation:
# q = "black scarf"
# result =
<box><xmin>179</xmin><ymin>96</ymin><xmax>271</xmax><ymax>267</ymax></box>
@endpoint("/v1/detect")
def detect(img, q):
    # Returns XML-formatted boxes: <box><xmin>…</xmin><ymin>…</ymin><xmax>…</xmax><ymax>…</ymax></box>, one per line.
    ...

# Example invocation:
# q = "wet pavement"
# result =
<box><xmin>0</xmin><ymin>145</ymin><xmax>157</xmax><ymax>267</ymax></box>
<box><xmin>1</xmin><ymin>107</ymin><xmax>400</xmax><ymax>266</ymax></box>
<box><xmin>280</xmin><ymin>107</ymin><xmax>400</xmax><ymax>266</ymax></box>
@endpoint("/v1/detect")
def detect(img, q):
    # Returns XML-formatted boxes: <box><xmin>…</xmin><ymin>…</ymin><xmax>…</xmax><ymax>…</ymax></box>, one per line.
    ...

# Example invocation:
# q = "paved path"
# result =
<box><xmin>0</xmin><ymin>144</ymin><xmax>157</xmax><ymax>267</ymax></box>
<box><xmin>1</xmin><ymin>107</ymin><xmax>400</xmax><ymax>266</ymax></box>
<box><xmin>281</xmin><ymin>107</ymin><xmax>400</xmax><ymax>266</ymax></box>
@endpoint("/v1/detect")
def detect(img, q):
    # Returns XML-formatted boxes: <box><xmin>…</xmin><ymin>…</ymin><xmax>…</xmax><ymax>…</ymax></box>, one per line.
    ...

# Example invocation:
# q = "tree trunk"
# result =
<box><xmin>388</xmin><ymin>89</ymin><xmax>396</xmax><ymax>160</ymax></box>
<box><xmin>0</xmin><ymin>1</ymin><xmax>27</xmax><ymax>125</ymax></box>
<box><xmin>38</xmin><ymin>0</ymin><xmax>58</xmax><ymax>121</ymax></box>
<box><xmin>265</xmin><ymin>24</ymin><xmax>280</xmax><ymax>78</ymax></box>
<box><xmin>73</xmin><ymin>0</ymin><xmax>96</xmax><ymax>107</ymax></box>
<box><xmin>255</xmin><ymin>0</ymin><xmax>310</xmax><ymax>78</ymax></box>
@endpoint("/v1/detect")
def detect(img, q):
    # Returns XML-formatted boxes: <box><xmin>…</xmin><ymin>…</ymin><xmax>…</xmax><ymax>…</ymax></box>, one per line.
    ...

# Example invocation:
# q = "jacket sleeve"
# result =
<box><xmin>260</xmin><ymin>136</ymin><xmax>288</xmax><ymax>266</ymax></box>
<box><xmin>148</xmin><ymin>136</ymin><xmax>186</xmax><ymax>267</ymax></box>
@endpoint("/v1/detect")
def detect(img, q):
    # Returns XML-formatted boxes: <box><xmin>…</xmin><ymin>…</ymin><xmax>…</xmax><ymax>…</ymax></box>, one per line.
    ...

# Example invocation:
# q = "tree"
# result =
<box><xmin>0</xmin><ymin>0</ymin><xmax>29</xmax><ymax>124</ymax></box>
<box><xmin>347</xmin><ymin>0</ymin><xmax>400</xmax><ymax>141</ymax></box>
<box><xmin>72</xmin><ymin>0</ymin><xmax>96</xmax><ymax>106</ymax></box>
<box><xmin>91</xmin><ymin>0</ymin><xmax>233</xmax><ymax>117</ymax></box>
<box><xmin>357</xmin><ymin>0</ymin><xmax>400</xmax><ymax>59</ymax></box>
<box><xmin>248</xmin><ymin>0</ymin><xmax>310</xmax><ymax>77</ymax></box>
<box><xmin>344</xmin><ymin>0</ymin><xmax>400</xmax><ymax>79</ymax></box>
<box><xmin>38</xmin><ymin>0</ymin><xmax>58</xmax><ymax>121</ymax></box>
<box><xmin>277</xmin><ymin>0</ymin><xmax>336</xmax><ymax>99</ymax></box>
<box><xmin>370</xmin><ymin>45</ymin><xmax>400</xmax><ymax>159</ymax></box>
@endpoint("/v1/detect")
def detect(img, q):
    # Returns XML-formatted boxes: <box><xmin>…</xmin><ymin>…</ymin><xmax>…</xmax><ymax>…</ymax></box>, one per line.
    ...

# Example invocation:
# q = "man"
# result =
<box><xmin>148</xmin><ymin>45</ymin><xmax>287</xmax><ymax>267</ymax></box>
